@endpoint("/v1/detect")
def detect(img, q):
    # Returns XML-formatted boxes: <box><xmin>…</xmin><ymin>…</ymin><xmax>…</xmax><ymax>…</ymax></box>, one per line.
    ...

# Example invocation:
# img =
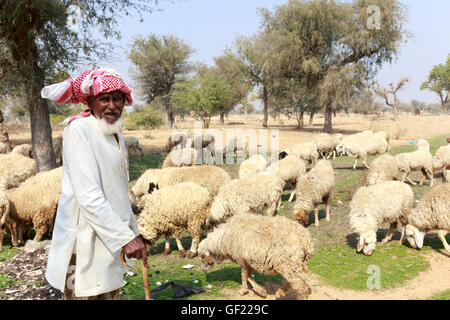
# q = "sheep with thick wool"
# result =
<box><xmin>395</xmin><ymin>139</ymin><xmax>434</xmax><ymax>187</ymax></box>
<box><xmin>405</xmin><ymin>183</ymin><xmax>450</xmax><ymax>253</ymax></box>
<box><xmin>137</xmin><ymin>182</ymin><xmax>211</xmax><ymax>259</ymax></box>
<box><xmin>280</xmin><ymin>142</ymin><xmax>318</xmax><ymax>166</ymax></box>
<box><xmin>162</xmin><ymin>147</ymin><xmax>199</xmax><ymax>168</ymax></box>
<box><xmin>207</xmin><ymin>173</ymin><xmax>285</xmax><ymax>227</ymax></box>
<box><xmin>165</xmin><ymin>131</ymin><xmax>190</xmax><ymax>152</ymax></box>
<box><xmin>124</xmin><ymin>136</ymin><xmax>144</xmax><ymax>156</ymax></box>
<box><xmin>349</xmin><ymin>181</ymin><xmax>414</xmax><ymax>256</ymax></box>
<box><xmin>198</xmin><ymin>213</ymin><xmax>314</xmax><ymax>299</ymax></box>
<box><xmin>336</xmin><ymin>130</ymin><xmax>374</xmax><ymax>156</ymax></box>
<box><xmin>265</xmin><ymin>154</ymin><xmax>307</xmax><ymax>203</ymax></box>
<box><xmin>365</xmin><ymin>154</ymin><xmax>399</xmax><ymax>186</ymax></box>
<box><xmin>0</xmin><ymin>153</ymin><xmax>37</xmax><ymax>191</ymax></box>
<box><xmin>0</xmin><ymin>190</ymin><xmax>10</xmax><ymax>251</ymax></box>
<box><xmin>11</xmin><ymin>144</ymin><xmax>33</xmax><ymax>158</ymax></box>
<box><xmin>19</xmin><ymin>166</ymin><xmax>62</xmax><ymax>191</ymax></box>
<box><xmin>5</xmin><ymin>184</ymin><xmax>59</xmax><ymax>244</ymax></box>
<box><xmin>444</xmin><ymin>170</ymin><xmax>450</xmax><ymax>182</ymax></box>
<box><xmin>312</xmin><ymin>133</ymin><xmax>343</xmax><ymax>159</ymax></box>
<box><xmin>338</xmin><ymin>134</ymin><xmax>389</xmax><ymax>170</ymax></box>
<box><xmin>432</xmin><ymin>144</ymin><xmax>450</xmax><ymax>180</ymax></box>
<box><xmin>292</xmin><ymin>160</ymin><xmax>335</xmax><ymax>227</ymax></box>
<box><xmin>238</xmin><ymin>154</ymin><xmax>269</xmax><ymax>179</ymax></box>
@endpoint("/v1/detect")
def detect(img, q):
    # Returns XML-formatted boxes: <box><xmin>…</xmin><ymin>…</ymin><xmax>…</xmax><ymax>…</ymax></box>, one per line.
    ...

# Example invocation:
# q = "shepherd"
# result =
<box><xmin>42</xmin><ymin>68</ymin><xmax>146</xmax><ymax>300</ymax></box>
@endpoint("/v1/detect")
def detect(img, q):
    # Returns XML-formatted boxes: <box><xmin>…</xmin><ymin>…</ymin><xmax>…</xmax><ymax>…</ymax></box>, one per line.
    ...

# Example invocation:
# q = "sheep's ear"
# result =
<box><xmin>414</xmin><ymin>229</ymin><xmax>424</xmax><ymax>248</ymax></box>
<box><xmin>357</xmin><ymin>236</ymin><xmax>365</xmax><ymax>252</ymax></box>
<box><xmin>148</xmin><ymin>183</ymin><xmax>158</xmax><ymax>194</ymax></box>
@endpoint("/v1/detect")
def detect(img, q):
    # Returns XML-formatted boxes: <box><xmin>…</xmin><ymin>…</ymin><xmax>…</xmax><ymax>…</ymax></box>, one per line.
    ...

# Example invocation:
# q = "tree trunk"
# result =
<box><xmin>262</xmin><ymin>84</ymin><xmax>268</xmax><ymax>128</ymax></box>
<box><xmin>27</xmin><ymin>77</ymin><xmax>57</xmax><ymax>172</ymax></box>
<box><xmin>220</xmin><ymin>112</ymin><xmax>225</xmax><ymax>125</ymax></box>
<box><xmin>323</xmin><ymin>104</ymin><xmax>333</xmax><ymax>133</ymax></box>
<box><xmin>0</xmin><ymin>111</ymin><xmax>12</xmax><ymax>153</ymax></box>
<box><xmin>308</xmin><ymin>112</ymin><xmax>315</xmax><ymax>126</ymax></box>
<box><xmin>167</xmin><ymin>111</ymin><xmax>175</xmax><ymax>129</ymax></box>
<box><xmin>296</xmin><ymin>111</ymin><xmax>304</xmax><ymax>130</ymax></box>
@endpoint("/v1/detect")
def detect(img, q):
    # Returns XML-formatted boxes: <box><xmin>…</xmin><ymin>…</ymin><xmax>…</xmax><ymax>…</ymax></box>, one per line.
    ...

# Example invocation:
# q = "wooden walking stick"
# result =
<box><xmin>121</xmin><ymin>250</ymin><xmax>151</xmax><ymax>300</ymax></box>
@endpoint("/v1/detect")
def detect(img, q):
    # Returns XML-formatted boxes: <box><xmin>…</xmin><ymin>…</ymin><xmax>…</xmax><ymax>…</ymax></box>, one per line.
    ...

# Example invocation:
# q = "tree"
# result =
<box><xmin>374</xmin><ymin>77</ymin><xmax>409</xmax><ymax>120</ymax></box>
<box><xmin>259</xmin><ymin>0</ymin><xmax>409</xmax><ymax>132</ymax></box>
<box><xmin>421</xmin><ymin>54</ymin><xmax>450</xmax><ymax>115</ymax></box>
<box><xmin>128</xmin><ymin>34</ymin><xmax>194</xmax><ymax>129</ymax></box>
<box><xmin>0</xmin><ymin>0</ymin><xmax>160</xmax><ymax>171</ymax></box>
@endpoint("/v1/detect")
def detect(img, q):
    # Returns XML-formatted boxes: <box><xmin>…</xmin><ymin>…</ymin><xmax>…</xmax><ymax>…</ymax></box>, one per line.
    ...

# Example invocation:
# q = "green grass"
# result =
<box><xmin>429</xmin><ymin>289</ymin><xmax>450</xmax><ymax>300</ymax></box>
<box><xmin>0</xmin><ymin>245</ymin><xmax>20</xmax><ymax>263</ymax></box>
<box><xmin>0</xmin><ymin>274</ymin><xmax>18</xmax><ymax>290</ymax></box>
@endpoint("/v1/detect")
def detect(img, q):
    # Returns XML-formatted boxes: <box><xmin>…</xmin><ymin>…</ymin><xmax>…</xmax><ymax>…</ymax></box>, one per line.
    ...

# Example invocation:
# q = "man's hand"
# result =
<box><xmin>122</xmin><ymin>236</ymin><xmax>146</xmax><ymax>260</ymax></box>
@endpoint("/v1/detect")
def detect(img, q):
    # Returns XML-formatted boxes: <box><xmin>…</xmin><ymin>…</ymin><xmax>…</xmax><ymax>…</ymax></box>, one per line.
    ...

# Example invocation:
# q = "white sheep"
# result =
<box><xmin>0</xmin><ymin>190</ymin><xmax>11</xmax><ymax>251</ymax></box>
<box><xmin>124</xmin><ymin>136</ymin><xmax>144</xmax><ymax>156</ymax></box>
<box><xmin>338</xmin><ymin>134</ymin><xmax>389</xmax><ymax>170</ymax></box>
<box><xmin>137</xmin><ymin>182</ymin><xmax>211</xmax><ymax>259</ymax></box>
<box><xmin>165</xmin><ymin>131</ymin><xmax>190</xmax><ymax>152</ymax></box>
<box><xmin>444</xmin><ymin>170</ymin><xmax>450</xmax><ymax>183</ymax></box>
<box><xmin>19</xmin><ymin>166</ymin><xmax>63</xmax><ymax>192</ymax></box>
<box><xmin>207</xmin><ymin>173</ymin><xmax>285</xmax><ymax>227</ymax></box>
<box><xmin>11</xmin><ymin>144</ymin><xmax>33</xmax><ymax>158</ymax></box>
<box><xmin>198</xmin><ymin>213</ymin><xmax>314</xmax><ymax>299</ymax></box>
<box><xmin>365</xmin><ymin>154</ymin><xmax>399</xmax><ymax>186</ymax></box>
<box><xmin>238</xmin><ymin>154</ymin><xmax>269</xmax><ymax>179</ymax></box>
<box><xmin>336</xmin><ymin>130</ymin><xmax>374</xmax><ymax>156</ymax></box>
<box><xmin>280</xmin><ymin>142</ymin><xmax>318</xmax><ymax>166</ymax></box>
<box><xmin>405</xmin><ymin>183</ymin><xmax>450</xmax><ymax>253</ymax></box>
<box><xmin>162</xmin><ymin>147</ymin><xmax>198</xmax><ymax>168</ymax></box>
<box><xmin>292</xmin><ymin>160</ymin><xmax>335</xmax><ymax>227</ymax></box>
<box><xmin>432</xmin><ymin>144</ymin><xmax>450</xmax><ymax>180</ymax></box>
<box><xmin>312</xmin><ymin>133</ymin><xmax>343</xmax><ymax>159</ymax></box>
<box><xmin>0</xmin><ymin>153</ymin><xmax>37</xmax><ymax>191</ymax></box>
<box><xmin>395</xmin><ymin>139</ymin><xmax>434</xmax><ymax>187</ymax></box>
<box><xmin>349</xmin><ymin>181</ymin><xmax>414</xmax><ymax>256</ymax></box>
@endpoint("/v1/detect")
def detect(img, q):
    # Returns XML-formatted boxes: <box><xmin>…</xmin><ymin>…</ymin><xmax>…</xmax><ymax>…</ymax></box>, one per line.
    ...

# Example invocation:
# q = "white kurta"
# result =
<box><xmin>45</xmin><ymin>115</ymin><xmax>139</xmax><ymax>297</ymax></box>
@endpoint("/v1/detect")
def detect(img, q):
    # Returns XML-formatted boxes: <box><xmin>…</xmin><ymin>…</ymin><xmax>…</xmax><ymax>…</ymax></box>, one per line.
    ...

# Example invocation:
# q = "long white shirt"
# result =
<box><xmin>45</xmin><ymin>115</ymin><xmax>139</xmax><ymax>297</ymax></box>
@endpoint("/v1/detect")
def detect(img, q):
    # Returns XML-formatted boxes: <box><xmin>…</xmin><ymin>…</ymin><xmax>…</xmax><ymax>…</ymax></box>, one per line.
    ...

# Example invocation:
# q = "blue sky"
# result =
<box><xmin>94</xmin><ymin>0</ymin><xmax>450</xmax><ymax>107</ymax></box>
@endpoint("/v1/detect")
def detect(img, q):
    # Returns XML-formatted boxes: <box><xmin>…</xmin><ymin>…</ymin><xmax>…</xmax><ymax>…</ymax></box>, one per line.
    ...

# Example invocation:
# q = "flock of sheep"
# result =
<box><xmin>0</xmin><ymin>129</ymin><xmax>449</xmax><ymax>300</ymax></box>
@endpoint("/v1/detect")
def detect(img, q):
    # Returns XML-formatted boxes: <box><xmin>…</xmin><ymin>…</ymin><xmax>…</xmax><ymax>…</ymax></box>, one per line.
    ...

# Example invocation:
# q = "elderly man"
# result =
<box><xmin>42</xmin><ymin>68</ymin><xmax>146</xmax><ymax>300</ymax></box>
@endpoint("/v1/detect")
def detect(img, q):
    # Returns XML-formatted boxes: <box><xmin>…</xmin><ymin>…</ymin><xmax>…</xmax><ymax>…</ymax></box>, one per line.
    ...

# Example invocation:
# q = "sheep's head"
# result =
<box><xmin>335</xmin><ymin>144</ymin><xmax>346</xmax><ymax>156</ymax></box>
<box><xmin>293</xmin><ymin>209</ymin><xmax>309</xmax><ymax>226</ymax></box>
<box><xmin>199</xmin><ymin>251</ymin><xmax>215</xmax><ymax>273</ymax></box>
<box><xmin>356</xmin><ymin>232</ymin><xmax>377</xmax><ymax>256</ymax></box>
<box><xmin>278</xmin><ymin>151</ymin><xmax>288</xmax><ymax>160</ymax></box>
<box><xmin>405</xmin><ymin>224</ymin><xmax>424</xmax><ymax>249</ymax></box>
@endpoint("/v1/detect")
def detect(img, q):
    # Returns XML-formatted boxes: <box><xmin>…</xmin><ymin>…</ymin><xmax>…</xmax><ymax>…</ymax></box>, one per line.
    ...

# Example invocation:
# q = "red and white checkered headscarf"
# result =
<box><xmin>41</xmin><ymin>68</ymin><xmax>133</xmax><ymax>124</ymax></box>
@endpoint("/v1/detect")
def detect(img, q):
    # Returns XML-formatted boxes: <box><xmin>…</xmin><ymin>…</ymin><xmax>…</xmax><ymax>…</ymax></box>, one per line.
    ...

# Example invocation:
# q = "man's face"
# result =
<box><xmin>88</xmin><ymin>91</ymin><xmax>125</xmax><ymax>124</ymax></box>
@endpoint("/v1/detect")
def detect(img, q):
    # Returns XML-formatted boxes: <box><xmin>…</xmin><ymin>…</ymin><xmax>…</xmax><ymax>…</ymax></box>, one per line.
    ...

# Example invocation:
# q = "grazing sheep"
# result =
<box><xmin>365</xmin><ymin>154</ymin><xmax>399</xmax><ymax>186</ymax></box>
<box><xmin>265</xmin><ymin>155</ymin><xmax>307</xmax><ymax>203</ymax></box>
<box><xmin>5</xmin><ymin>184</ymin><xmax>59</xmax><ymax>244</ymax></box>
<box><xmin>238</xmin><ymin>154</ymin><xmax>269</xmax><ymax>179</ymax></box>
<box><xmin>0</xmin><ymin>190</ymin><xmax>11</xmax><ymax>251</ymax></box>
<box><xmin>292</xmin><ymin>160</ymin><xmax>335</xmax><ymax>227</ymax></box>
<box><xmin>312</xmin><ymin>134</ymin><xmax>343</xmax><ymax>159</ymax></box>
<box><xmin>207</xmin><ymin>174</ymin><xmax>285</xmax><ymax>227</ymax></box>
<box><xmin>405</xmin><ymin>183</ymin><xmax>450</xmax><ymax>253</ymax></box>
<box><xmin>338</xmin><ymin>135</ymin><xmax>389</xmax><ymax>170</ymax></box>
<box><xmin>432</xmin><ymin>144</ymin><xmax>450</xmax><ymax>180</ymax></box>
<box><xmin>198</xmin><ymin>213</ymin><xmax>314</xmax><ymax>299</ymax></box>
<box><xmin>349</xmin><ymin>181</ymin><xmax>414</xmax><ymax>256</ymax></box>
<box><xmin>162</xmin><ymin>147</ymin><xmax>198</xmax><ymax>168</ymax></box>
<box><xmin>191</xmin><ymin>132</ymin><xmax>215</xmax><ymax>149</ymax></box>
<box><xmin>11</xmin><ymin>144</ymin><xmax>33</xmax><ymax>158</ymax></box>
<box><xmin>19</xmin><ymin>166</ymin><xmax>63</xmax><ymax>192</ymax></box>
<box><xmin>395</xmin><ymin>140</ymin><xmax>434</xmax><ymax>187</ymax></box>
<box><xmin>165</xmin><ymin>131</ymin><xmax>190</xmax><ymax>152</ymax></box>
<box><xmin>130</xmin><ymin>168</ymin><xmax>177</xmax><ymax>205</ymax></box>
<box><xmin>280</xmin><ymin>142</ymin><xmax>319</xmax><ymax>166</ymax></box>
<box><xmin>0</xmin><ymin>153</ymin><xmax>37</xmax><ymax>190</ymax></box>
<box><xmin>124</xmin><ymin>136</ymin><xmax>144</xmax><ymax>157</ymax></box>
<box><xmin>137</xmin><ymin>182</ymin><xmax>211</xmax><ymax>259</ymax></box>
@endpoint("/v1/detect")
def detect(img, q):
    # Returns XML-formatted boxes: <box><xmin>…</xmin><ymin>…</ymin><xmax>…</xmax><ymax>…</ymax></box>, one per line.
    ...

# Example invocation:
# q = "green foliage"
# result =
<box><xmin>123</xmin><ymin>108</ymin><xmax>164</xmax><ymax>131</ymax></box>
<box><xmin>421</xmin><ymin>54</ymin><xmax>450</xmax><ymax>113</ymax></box>
<box><xmin>0</xmin><ymin>274</ymin><xmax>18</xmax><ymax>290</ymax></box>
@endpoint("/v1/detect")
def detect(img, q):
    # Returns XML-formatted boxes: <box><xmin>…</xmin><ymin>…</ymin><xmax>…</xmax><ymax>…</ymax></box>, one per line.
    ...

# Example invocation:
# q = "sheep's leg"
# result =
<box><xmin>324</xmin><ymin>190</ymin><xmax>333</xmax><ymax>223</ymax></box>
<box><xmin>437</xmin><ymin>230</ymin><xmax>450</xmax><ymax>253</ymax></box>
<box><xmin>162</xmin><ymin>235</ymin><xmax>171</xmax><ymax>256</ymax></box>
<box><xmin>239</xmin><ymin>264</ymin><xmax>250</xmax><ymax>296</ymax></box>
<box><xmin>8</xmin><ymin>222</ymin><xmax>18</xmax><ymax>247</ymax></box>
<box><xmin>0</xmin><ymin>228</ymin><xmax>3</xmax><ymax>251</ymax></box>
<box><xmin>380</xmin><ymin>222</ymin><xmax>398</xmax><ymax>245</ymax></box>
<box><xmin>314</xmin><ymin>207</ymin><xmax>320</xmax><ymax>227</ymax></box>
<box><xmin>397</xmin><ymin>226</ymin><xmax>405</xmax><ymax>245</ymax></box>
<box><xmin>427</xmin><ymin>169</ymin><xmax>435</xmax><ymax>187</ymax></box>
<box><xmin>188</xmin><ymin>235</ymin><xmax>200</xmax><ymax>259</ymax></box>
<box><xmin>245</xmin><ymin>266</ymin><xmax>267</xmax><ymax>298</ymax></box>
<box><xmin>281</xmin><ymin>266</ymin><xmax>310</xmax><ymax>300</ymax></box>
<box><xmin>419</xmin><ymin>169</ymin><xmax>427</xmax><ymax>186</ymax></box>
<box><xmin>406</xmin><ymin>176</ymin><xmax>417</xmax><ymax>186</ymax></box>
<box><xmin>267</xmin><ymin>198</ymin><xmax>280</xmax><ymax>216</ymax></box>
<box><xmin>288</xmin><ymin>190</ymin><xmax>296</xmax><ymax>203</ymax></box>
<box><xmin>332</xmin><ymin>150</ymin><xmax>336</xmax><ymax>160</ymax></box>
<box><xmin>33</xmin><ymin>225</ymin><xmax>46</xmax><ymax>242</ymax></box>
<box><xmin>352</xmin><ymin>158</ymin><xmax>358</xmax><ymax>170</ymax></box>
<box><xmin>275</xmin><ymin>281</ymin><xmax>292</xmax><ymax>299</ymax></box>
<box><xmin>173</xmin><ymin>230</ymin><xmax>185</xmax><ymax>258</ymax></box>
<box><xmin>362</xmin><ymin>157</ymin><xmax>370</xmax><ymax>169</ymax></box>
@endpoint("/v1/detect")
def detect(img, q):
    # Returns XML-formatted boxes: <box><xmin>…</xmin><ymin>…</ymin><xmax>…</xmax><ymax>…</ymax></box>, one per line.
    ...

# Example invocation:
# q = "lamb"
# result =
<box><xmin>5</xmin><ymin>184</ymin><xmax>59</xmax><ymax>244</ymax></box>
<box><xmin>404</xmin><ymin>183</ymin><xmax>450</xmax><ymax>253</ymax></box>
<box><xmin>161</xmin><ymin>147</ymin><xmax>198</xmax><ymax>168</ymax></box>
<box><xmin>280</xmin><ymin>142</ymin><xmax>319</xmax><ymax>166</ymax></box>
<box><xmin>0</xmin><ymin>153</ymin><xmax>37</xmax><ymax>190</ymax></box>
<box><xmin>124</xmin><ymin>136</ymin><xmax>144</xmax><ymax>157</ymax></box>
<box><xmin>165</xmin><ymin>131</ymin><xmax>190</xmax><ymax>152</ymax></box>
<box><xmin>137</xmin><ymin>182</ymin><xmax>211</xmax><ymax>259</ymax></box>
<box><xmin>19</xmin><ymin>166</ymin><xmax>63</xmax><ymax>192</ymax></box>
<box><xmin>291</xmin><ymin>160</ymin><xmax>335</xmax><ymax>227</ymax></box>
<box><xmin>312</xmin><ymin>133</ymin><xmax>343</xmax><ymax>159</ymax></box>
<box><xmin>0</xmin><ymin>190</ymin><xmax>11</xmax><ymax>251</ymax></box>
<box><xmin>265</xmin><ymin>154</ymin><xmax>307</xmax><ymax>202</ymax></box>
<box><xmin>365</xmin><ymin>154</ymin><xmax>399</xmax><ymax>186</ymax></box>
<box><xmin>11</xmin><ymin>144</ymin><xmax>33</xmax><ymax>158</ymax></box>
<box><xmin>338</xmin><ymin>135</ymin><xmax>389</xmax><ymax>170</ymax></box>
<box><xmin>207</xmin><ymin>173</ymin><xmax>285</xmax><ymax>227</ymax></box>
<box><xmin>238</xmin><ymin>154</ymin><xmax>269</xmax><ymax>179</ymax></box>
<box><xmin>395</xmin><ymin>139</ymin><xmax>434</xmax><ymax>187</ymax></box>
<box><xmin>432</xmin><ymin>144</ymin><xmax>450</xmax><ymax>180</ymax></box>
<box><xmin>198</xmin><ymin>213</ymin><xmax>314</xmax><ymax>299</ymax></box>
<box><xmin>349</xmin><ymin>181</ymin><xmax>414</xmax><ymax>256</ymax></box>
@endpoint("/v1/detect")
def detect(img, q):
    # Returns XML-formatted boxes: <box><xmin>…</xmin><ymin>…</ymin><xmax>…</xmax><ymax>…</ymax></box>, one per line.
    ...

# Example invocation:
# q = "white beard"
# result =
<box><xmin>95</xmin><ymin>116</ymin><xmax>123</xmax><ymax>135</ymax></box>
